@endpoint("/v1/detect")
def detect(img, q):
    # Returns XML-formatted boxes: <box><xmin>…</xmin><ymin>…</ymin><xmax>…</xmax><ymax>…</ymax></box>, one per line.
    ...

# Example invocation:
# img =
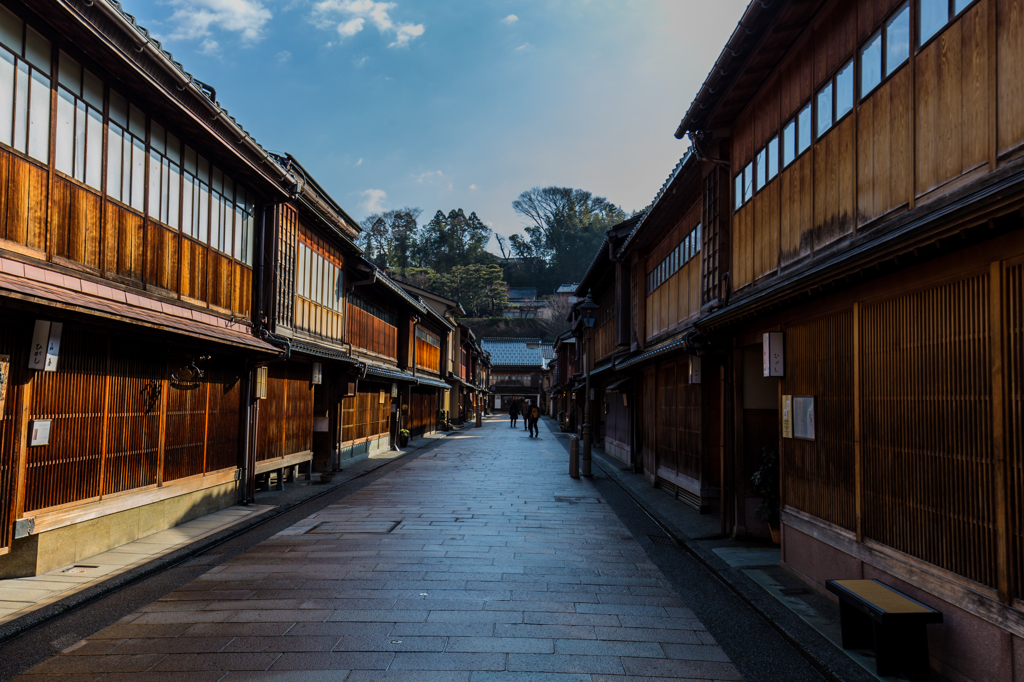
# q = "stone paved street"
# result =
<box><xmin>13</xmin><ymin>419</ymin><xmax>742</xmax><ymax>681</ymax></box>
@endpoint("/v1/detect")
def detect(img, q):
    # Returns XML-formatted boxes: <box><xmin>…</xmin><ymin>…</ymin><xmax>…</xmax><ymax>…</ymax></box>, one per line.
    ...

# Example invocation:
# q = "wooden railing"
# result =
<box><xmin>347</xmin><ymin>302</ymin><xmax>397</xmax><ymax>359</ymax></box>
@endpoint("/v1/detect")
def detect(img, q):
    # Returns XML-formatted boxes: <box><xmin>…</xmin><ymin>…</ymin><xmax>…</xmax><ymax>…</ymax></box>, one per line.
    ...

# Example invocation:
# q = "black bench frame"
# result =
<box><xmin>826</xmin><ymin>579</ymin><xmax>942</xmax><ymax>681</ymax></box>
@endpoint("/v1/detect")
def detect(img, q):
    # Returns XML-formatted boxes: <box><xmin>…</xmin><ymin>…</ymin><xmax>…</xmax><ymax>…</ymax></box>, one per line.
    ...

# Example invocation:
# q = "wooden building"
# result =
<box><xmin>450</xmin><ymin>324</ymin><xmax>489</xmax><ymax>425</ymax></box>
<box><xmin>0</xmin><ymin>0</ymin><xmax>288</xmax><ymax>577</ymax></box>
<box><xmin>480</xmin><ymin>338</ymin><xmax>546</xmax><ymax>414</ymax></box>
<box><xmin>572</xmin><ymin>0</ymin><xmax>1024</xmax><ymax>678</ymax></box>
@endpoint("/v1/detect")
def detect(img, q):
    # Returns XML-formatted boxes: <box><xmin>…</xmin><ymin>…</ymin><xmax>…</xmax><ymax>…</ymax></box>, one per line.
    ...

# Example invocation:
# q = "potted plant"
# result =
<box><xmin>751</xmin><ymin>444</ymin><xmax>781</xmax><ymax>544</ymax></box>
<box><xmin>398</xmin><ymin>428</ymin><xmax>410</xmax><ymax>448</ymax></box>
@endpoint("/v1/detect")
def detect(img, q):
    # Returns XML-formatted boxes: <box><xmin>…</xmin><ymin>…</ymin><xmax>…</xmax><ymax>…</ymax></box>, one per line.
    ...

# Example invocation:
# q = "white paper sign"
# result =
<box><xmin>28</xmin><ymin>320</ymin><xmax>49</xmax><ymax>371</ymax></box>
<box><xmin>763</xmin><ymin>332</ymin><xmax>784</xmax><ymax>377</ymax></box>
<box><xmin>30</xmin><ymin>419</ymin><xmax>51</xmax><ymax>446</ymax></box>
<box><xmin>45</xmin><ymin>322</ymin><xmax>62</xmax><ymax>372</ymax></box>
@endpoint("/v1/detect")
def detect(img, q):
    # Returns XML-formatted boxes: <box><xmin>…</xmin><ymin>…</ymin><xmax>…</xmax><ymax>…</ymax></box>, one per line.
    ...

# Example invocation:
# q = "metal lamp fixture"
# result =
<box><xmin>580</xmin><ymin>292</ymin><xmax>598</xmax><ymax>476</ymax></box>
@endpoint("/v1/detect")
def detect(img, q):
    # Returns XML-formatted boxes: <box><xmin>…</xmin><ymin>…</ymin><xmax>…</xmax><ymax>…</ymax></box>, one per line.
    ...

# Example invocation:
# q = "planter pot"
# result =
<box><xmin>398</xmin><ymin>435</ymin><xmax>409</xmax><ymax>448</ymax></box>
<box><xmin>769</xmin><ymin>525</ymin><xmax>781</xmax><ymax>545</ymax></box>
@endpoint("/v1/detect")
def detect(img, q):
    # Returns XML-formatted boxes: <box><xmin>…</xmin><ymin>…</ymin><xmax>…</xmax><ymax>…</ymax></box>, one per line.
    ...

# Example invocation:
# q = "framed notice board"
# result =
<box><xmin>792</xmin><ymin>395</ymin><xmax>815</xmax><ymax>441</ymax></box>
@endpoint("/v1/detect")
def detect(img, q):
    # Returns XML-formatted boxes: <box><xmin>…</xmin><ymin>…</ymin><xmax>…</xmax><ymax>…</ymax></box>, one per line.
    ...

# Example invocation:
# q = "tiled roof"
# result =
<box><xmin>480</xmin><ymin>338</ymin><xmax>547</xmax><ymax>367</ymax></box>
<box><xmin>507</xmin><ymin>287</ymin><xmax>537</xmax><ymax>301</ymax></box>
<box><xmin>556</xmin><ymin>283</ymin><xmax>579</xmax><ymax>294</ymax></box>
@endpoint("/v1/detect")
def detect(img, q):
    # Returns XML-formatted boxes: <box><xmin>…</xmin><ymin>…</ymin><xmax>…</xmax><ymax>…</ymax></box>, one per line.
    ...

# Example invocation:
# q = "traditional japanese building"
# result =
<box><xmin>480</xmin><ymin>338</ymin><xmax>547</xmax><ymax>412</ymax></box>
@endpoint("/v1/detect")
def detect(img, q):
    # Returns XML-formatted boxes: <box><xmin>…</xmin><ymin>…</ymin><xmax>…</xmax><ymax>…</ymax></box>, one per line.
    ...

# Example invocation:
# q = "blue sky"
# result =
<box><xmin>121</xmin><ymin>0</ymin><xmax>748</xmax><ymax>252</ymax></box>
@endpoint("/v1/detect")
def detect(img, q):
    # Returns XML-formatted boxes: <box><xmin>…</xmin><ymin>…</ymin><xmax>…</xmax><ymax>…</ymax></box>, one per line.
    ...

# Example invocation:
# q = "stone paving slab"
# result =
<box><xmin>13</xmin><ymin>418</ymin><xmax>742</xmax><ymax>680</ymax></box>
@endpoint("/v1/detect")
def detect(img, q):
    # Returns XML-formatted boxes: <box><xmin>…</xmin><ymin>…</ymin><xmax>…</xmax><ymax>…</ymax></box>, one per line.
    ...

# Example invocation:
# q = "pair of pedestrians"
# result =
<box><xmin>508</xmin><ymin>399</ymin><xmax>541</xmax><ymax>437</ymax></box>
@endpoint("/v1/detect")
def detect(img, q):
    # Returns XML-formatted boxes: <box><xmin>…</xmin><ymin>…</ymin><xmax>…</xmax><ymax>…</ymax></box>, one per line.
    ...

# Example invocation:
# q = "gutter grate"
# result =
<box><xmin>648</xmin><ymin>534</ymin><xmax>678</xmax><ymax>546</ymax></box>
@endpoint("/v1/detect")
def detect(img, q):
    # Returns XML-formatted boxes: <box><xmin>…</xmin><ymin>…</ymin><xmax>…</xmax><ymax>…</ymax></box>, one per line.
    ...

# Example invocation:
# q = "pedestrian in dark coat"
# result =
<box><xmin>527</xmin><ymin>403</ymin><xmax>540</xmax><ymax>437</ymax></box>
<box><xmin>509</xmin><ymin>400</ymin><xmax>520</xmax><ymax>428</ymax></box>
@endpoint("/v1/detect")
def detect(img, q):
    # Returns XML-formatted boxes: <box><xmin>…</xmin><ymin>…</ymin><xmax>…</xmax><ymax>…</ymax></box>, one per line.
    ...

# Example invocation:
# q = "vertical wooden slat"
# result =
<box><xmin>854</xmin><ymin>301</ymin><xmax>863</xmax><ymax>543</ymax></box>
<box><xmin>990</xmin><ymin>261</ymin><xmax>1009</xmax><ymax>603</ymax></box>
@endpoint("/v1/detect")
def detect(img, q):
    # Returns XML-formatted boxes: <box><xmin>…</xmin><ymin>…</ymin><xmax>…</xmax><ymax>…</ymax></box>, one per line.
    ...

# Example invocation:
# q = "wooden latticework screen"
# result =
<box><xmin>0</xmin><ymin>323</ymin><xmax>25</xmax><ymax>552</ymax></box>
<box><xmin>655</xmin><ymin>362</ymin><xmax>702</xmax><ymax>481</ymax></box>
<box><xmin>340</xmin><ymin>389</ymin><xmax>391</xmax><ymax>444</ymax></box>
<box><xmin>861</xmin><ymin>274</ymin><xmax>997</xmax><ymax>589</ymax></box>
<box><xmin>782</xmin><ymin>310</ymin><xmax>855</xmax><ymax>531</ymax></box>
<box><xmin>1006</xmin><ymin>262</ymin><xmax>1024</xmax><ymax>601</ymax></box>
<box><xmin>256</xmin><ymin>362</ymin><xmax>313</xmax><ymax>462</ymax></box>
<box><xmin>701</xmin><ymin>167</ymin><xmax>727</xmax><ymax>305</ymax></box>
<box><xmin>409</xmin><ymin>389</ymin><xmax>438</xmax><ymax>436</ymax></box>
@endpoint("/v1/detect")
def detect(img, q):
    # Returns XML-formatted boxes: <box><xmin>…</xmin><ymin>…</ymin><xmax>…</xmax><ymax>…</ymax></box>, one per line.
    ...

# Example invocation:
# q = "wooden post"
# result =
<box><xmin>733</xmin><ymin>345</ymin><xmax>746</xmax><ymax>537</ymax></box>
<box><xmin>990</xmin><ymin>261</ymin><xmax>1011</xmax><ymax>604</ymax></box>
<box><xmin>854</xmin><ymin>302</ymin><xmax>863</xmax><ymax>543</ymax></box>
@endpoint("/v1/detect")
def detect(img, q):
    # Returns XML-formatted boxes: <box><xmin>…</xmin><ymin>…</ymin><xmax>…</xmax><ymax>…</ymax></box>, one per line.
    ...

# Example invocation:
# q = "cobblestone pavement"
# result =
<box><xmin>14</xmin><ymin>419</ymin><xmax>742</xmax><ymax>681</ymax></box>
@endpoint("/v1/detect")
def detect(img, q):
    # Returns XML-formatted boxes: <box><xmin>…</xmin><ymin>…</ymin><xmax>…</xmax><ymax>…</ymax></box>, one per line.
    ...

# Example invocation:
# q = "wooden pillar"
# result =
<box><xmin>854</xmin><ymin>302</ymin><xmax>863</xmax><ymax>543</ymax></box>
<box><xmin>732</xmin><ymin>345</ymin><xmax>746</xmax><ymax>537</ymax></box>
<box><xmin>990</xmin><ymin>261</ymin><xmax>1011</xmax><ymax>604</ymax></box>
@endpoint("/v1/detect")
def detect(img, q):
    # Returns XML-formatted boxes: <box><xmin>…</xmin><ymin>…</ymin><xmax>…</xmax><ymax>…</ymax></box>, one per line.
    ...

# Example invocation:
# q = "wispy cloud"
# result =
<box><xmin>163</xmin><ymin>0</ymin><xmax>272</xmax><ymax>49</ymax></box>
<box><xmin>415</xmin><ymin>170</ymin><xmax>445</xmax><ymax>184</ymax></box>
<box><xmin>359</xmin><ymin>188</ymin><xmax>387</xmax><ymax>212</ymax></box>
<box><xmin>276</xmin><ymin>50</ymin><xmax>292</xmax><ymax>62</ymax></box>
<box><xmin>311</xmin><ymin>1</ymin><xmax>425</xmax><ymax>48</ymax></box>
<box><xmin>502</xmin><ymin>14</ymin><xmax>518</xmax><ymax>25</ymax></box>
<box><xmin>352</xmin><ymin>55</ymin><xmax>369</xmax><ymax>67</ymax></box>
<box><xmin>513</xmin><ymin>42</ymin><xmax>533</xmax><ymax>52</ymax></box>
<box><xmin>356</xmin><ymin>158</ymin><xmax>363</xmax><ymax>166</ymax></box>
<box><xmin>469</xmin><ymin>183</ymin><xmax>478</xmax><ymax>190</ymax></box>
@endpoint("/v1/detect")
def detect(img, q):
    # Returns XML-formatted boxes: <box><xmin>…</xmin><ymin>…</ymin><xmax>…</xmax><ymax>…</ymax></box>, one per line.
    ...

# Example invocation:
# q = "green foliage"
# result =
<box><xmin>418</xmin><ymin>209</ymin><xmax>494</xmax><ymax>272</ymax></box>
<box><xmin>358</xmin><ymin>208</ymin><xmax>422</xmax><ymax>272</ymax></box>
<box><xmin>427</xmin><ymin>263</ymin><xmax>509</xmax><ymax>317</ymax></box>
<box><xmin>504</xmin><ymin>186</ymin><xmax>627</xmax><ymax>290</ymax></box>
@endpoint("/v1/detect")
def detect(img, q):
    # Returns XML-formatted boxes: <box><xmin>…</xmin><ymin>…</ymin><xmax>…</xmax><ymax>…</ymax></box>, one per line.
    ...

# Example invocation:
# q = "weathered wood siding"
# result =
<box><xmin>644</xmin><ymin>201</ymin><xmax>701</xmax><ymax>342</ymax></box>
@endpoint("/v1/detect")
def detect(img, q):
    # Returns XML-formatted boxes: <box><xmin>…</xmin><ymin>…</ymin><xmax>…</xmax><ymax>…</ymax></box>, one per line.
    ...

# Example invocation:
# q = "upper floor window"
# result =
<box><xmin>920</xmin><ymin>0</ymin><xmax>973</xmax><ymax>46</ymax></box>
<box><xmin>416</xmin><ymin>327</ymin><xmax>440</xmax><ymax>347</ymax></box>
<box><xmin>0</xmin><ymin>6</ymin><xmax>51</xmax><ymax>163</ymax></box>
<box><xmin>816</xmin><ymin>60</ymin><xmax>854</xmax><ymax>138</ymax></box>
<box><xmin>297</xmin><ymin>239</ymin><xmax>343</xmax><ymax>314</ymax></box>
<box><xmin>781</xmin><ymin>102</ymin><xmax>812</xmax><ymax>170</ymax></box>
<box><xmin>646</xmin><ymin>224</ymin><xmax>701</xmax><ymax>293</ymax></box>
<box><xmin>350</xmin><ymin>294</ymin><xmax>397</xmax><ymax>326</ymax></box>
<box><xmin>861</xmin><ymin>3</ymin><xmax>910</xmax><ymax>98</ymax></box>
<box><xmin>106</xmin><ymin>90</ymin><xmax>146</xmax><ymax>212</ymax></box>
<box><xmin>147</xmin><ymin>121</ymin><xmax>181</xmax><ymax>229</ymax></box>
<box><xmin>55</xmin><ymin>51</ymin><xmax>102</xmax><ymax>189</ymax></box>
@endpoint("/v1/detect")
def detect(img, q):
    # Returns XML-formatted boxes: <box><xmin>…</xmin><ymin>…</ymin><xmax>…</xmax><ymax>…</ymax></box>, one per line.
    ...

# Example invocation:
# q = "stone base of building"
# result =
<box><xmin>782</xmin><ymin>510</ymin><xmax>1024</xmax><ymax>682</ymax></box>
<box><xmin>338</xmin><ymin>435</ymin><xmax>391</xmax><ymax>463</ymax></box>
<box><xmin>0</xmin><ymin>476</ymin><xmax>239</xmax><ymax>579</ymax></box>
<box><xmin>604</xmin><ymin>438</ymin><xmax>631</xmax><ymax>466</ymax></box>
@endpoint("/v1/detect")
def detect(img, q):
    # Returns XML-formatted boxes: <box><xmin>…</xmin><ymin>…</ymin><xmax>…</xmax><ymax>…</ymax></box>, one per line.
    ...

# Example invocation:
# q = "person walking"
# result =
<box><xmin>509</xmin><ymin>400</ymin><xmax>520</xmax><ymax>428</ymax></box>
<box><xmin>523</xmin><ymin>400</ymin><xmax>530</xmax><ymax>431</ymax></box>
<box><xmin>527</xmin><ymin>401</ymin><xmax>540</xmax><ymax>438</ymax></box>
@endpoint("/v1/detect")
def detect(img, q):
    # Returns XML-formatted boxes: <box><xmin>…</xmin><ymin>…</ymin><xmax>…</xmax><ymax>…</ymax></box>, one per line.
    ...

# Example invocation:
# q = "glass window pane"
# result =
<box><xmin>58</xmin><ymin>50</ymin><xmax>80</xmax><ymax>93</ymax></box>
<box><xmin>197</xmin><ymin>154</ymin><xmax>209</xmax><ymax>183</ymax></box>
<box><xmin>0</xmin><ymin>6</ymin><xmax>23</xmax><ymax>55</ymax></box>
<box><xmin>835</xmin><ymin>60</ymin><xmax>854</xmax><ymax>119</ymax></box>
<box><xmin>783</xmin><ymin>120</ymin><xmax>796</xmax><ymax>166</ymax></box>
<box><xmin>150</xmin><ymin>120</ymin><xmax>165</xmax><ymax>154</ymax></box>
<box><xmin>55</xmin><ymin>88</ymin><xmax>74</xmax><ymax>175</ymax></box>
<box><xmin>27</xmin><ymin>70</ymin><xmax>49</xmax><ymax>162</ymax></box>
<box><xmin>181</xmin><ymin>179</ymin><xmax>194</xmax><ymax>237</ymax></box>
<box><xmin>798</xmin><ymin>104</ymin><xmax>812</xmax><ymax>153</ymax></box>
<box><xmin>233</xmin><ymin>203</ymin><xmax>244</xmax><ymax>258</ymax></box>
<box><xmin>167</xmin><ymin>162</ymin><xmax>180</xmax><ymax>229</ymax></box>
<box><xmin>816</xmin><ymin>82</ymin><xmax>833</xmax><ymax>137</ymax></box>
<box><xmin>735</xmin><ymin>173</ymin><xmax>743</xmax><ymax>210</ymax></box>
<box><xmin>861</xmin><ymin>32</ymin><xmax>882</xmax><ymax>97</ymax></box>
<box><xmin>130</xmin><ymin>135</ymin><xmax>145</xmax><ymax>210</ymax></box>
<box><xmin>695</xmin><ymin>224</ymin><xmax>701</xmax><ymax>252</ymax></box>
<box><xmin>887</xmin><ymin>5</ymin><xmax>911</xmax><ymax>75</ymax></box>
<box><xmin>756</xmin><ymin>147</ymin><xmax>766</xmax><ymax>191</ymax></box>
<box><xmin>24</xmin><ymin>26</ymin><xmax>49</xmax><ymax>74</ymax></box>
<box><xmin>954</xmin><ymin>0</ymin><xmax>972</xmax><ymax>14</ymax></box>
<box><xmin>197</xmin><ymin>183</ymin><xmax>208</xmax><ymax>243</ymax></box>
<box><xmin>744</xmin><ymin>162</ymin><xmax>753</xmax><ymax>202</ymax></box>
<box><xmin>109</xmin><ymin>90</ymin><xmax>127</xmax><ymax>127</ymax></box>
<box><xmin>211</xmin><ymin>167</ymin><xmax>223</xmax><ymax>194</ymax></box>
<box><xmin>74</xmin><ymin>101</ymin><xmax>86</xmax><ymax>180</ymax></box>
<box><xmin>183</xmin><ymin>145</ymin><xmax>197</xmax><ymax>174</ymax></box>
<box><xmin>166</xmin><ymin>132</ymin><xmax>180</xmax><ymax>163</ymax></box>
<box><xmin>85</xmin><ymin>106</ymin><xmax>102</xmax><ymax>189</ymax></box>
<box><xmin>128</xmin><ymin>103</ymin><xmax>145</xmax><ymax>139</ymax></box>
<box><xmin>0</xmin><ymin>51</ymin><xmax>13</xmax><ymax>147</ymax></box>
<box><xmin>148</xmin><ymin>154</ymin><xmax>161</xmax><ymax>219</ymax></box>
<box><xmin>767</xmin><ymin>136</ymin><xmax>779</xmax><ymax>180</ymax></box>
<box><xmin>919</xmin><ymin>0</ymin><xmax>947</xmax><ymax>45</ymax></box>
<box><xmin>13</xmin><ymin>61</ymin><xmax>26</xmax><ymax>152</ymax></box>
<box><xmin>82</xmin><ymin>68</ymin><xmax>102</xmax><ymax>109</ymax></box>
<box><xmin>106</xmin><ymin>126</ymin><xmax>122</xmax><ymax>200</ymax></box>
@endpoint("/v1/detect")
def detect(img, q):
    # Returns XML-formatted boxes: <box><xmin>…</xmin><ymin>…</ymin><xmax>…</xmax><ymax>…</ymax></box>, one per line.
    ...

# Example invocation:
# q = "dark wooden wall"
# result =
<box><xmin>644</xmin><ymin>201</ymin><xmax>701</xmax><ymax>342</ymax></box>
<box><xmin>729</xmin><ymin>0</ymin><xmax>1024</xmax><ymax>292</ymax></box>
<box><xmin>347</xmin><ymin>298</ymin><xmax>398</xmax><ymax>360</ymax></box>
<box><xmin>408</xmin><ymin>389</ymin><xmax>438</xmax><ymax>437</ymax></box>
<box><xmin>340</xmin><ymin>388</ymin><xmax>391</xmax><ymax>444</ymax></box>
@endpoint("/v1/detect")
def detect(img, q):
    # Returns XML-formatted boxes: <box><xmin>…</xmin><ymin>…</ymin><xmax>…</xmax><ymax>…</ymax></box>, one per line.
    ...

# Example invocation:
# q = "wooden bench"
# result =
<box><xmin>826</xmin><ymin>579</ymin><xmax>942</xmax><ymax>681</ymax></box>
<box><xmin>255</xmin><ymin>450</ymin><xmax>314</xmax><ymax>491</ymax></box>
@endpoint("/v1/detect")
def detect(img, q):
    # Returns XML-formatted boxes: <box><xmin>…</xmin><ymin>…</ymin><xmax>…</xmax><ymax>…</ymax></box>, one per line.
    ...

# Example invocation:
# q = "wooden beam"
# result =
<box><xmin>853</xmin><ymin>301</ymin><xmax>863</xmax><ymax>543</ymax></box>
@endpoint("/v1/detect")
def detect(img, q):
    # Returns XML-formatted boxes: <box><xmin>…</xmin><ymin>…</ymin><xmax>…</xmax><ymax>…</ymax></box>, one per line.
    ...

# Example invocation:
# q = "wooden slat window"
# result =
<box><xmin>782</xmin><ymin>311</ymin><xmax>856</xmax><ymax>530</ymax></box>
<box><xmin>415</xmin><ymin>327</ymin><xmax>441</xmax><ymax>373</ymax></box>
<box><xmin>861</xmin><ymin>3</ymin><xmax>911</xmax><ymax>99</ymax></box>
<box><xmin>0</xmin><ymin>6</ymin><xmax>51</xmax><ymax>163</ymax></box>
<box><xmin>861</xmin><ymin>274</ymin><xmax>996</xmax><ymax>589</ymax></box>
<box><xmin>348</xmin><ymin>295</ymin><xmax>398</xmax><ymax>359</ymax></box>
<box><xmin>255</xmin><ymin>362</ymin><xmax>312</xmax><ymax>462</ymax></box>
<box><xmin>341</xmin><ymin>390</ymin><xmax>391</xmax><ymax>444</ymax></box>
<box><xmin>701</xmin><ymin>168</ymin><xmax>725</xmax><ymax>306</ymax></box>
<box><xmin>1006</xmin><ymin>262</ymin><xmax>1024</xmax><ymax>601</ymax></box>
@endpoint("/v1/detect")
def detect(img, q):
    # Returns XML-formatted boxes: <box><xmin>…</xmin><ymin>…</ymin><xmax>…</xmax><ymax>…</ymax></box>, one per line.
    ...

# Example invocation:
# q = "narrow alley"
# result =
<box><xmin>1</xmin><ymin>417</ymin><xmax>834</xmax><ymax>681</ymax></box>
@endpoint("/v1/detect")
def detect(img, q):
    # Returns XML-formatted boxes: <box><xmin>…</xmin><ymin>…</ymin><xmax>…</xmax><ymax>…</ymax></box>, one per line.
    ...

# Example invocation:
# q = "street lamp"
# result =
<box><xmin>579</xmin><ymin>291</ymin><xmax>598</xmax><ymax>477</ymax></box>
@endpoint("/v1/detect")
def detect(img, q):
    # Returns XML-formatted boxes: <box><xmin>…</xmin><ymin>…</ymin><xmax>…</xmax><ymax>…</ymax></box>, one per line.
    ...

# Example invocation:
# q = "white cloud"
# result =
<box><xmin>352</xmin><ymin>55</ymin><xmax>369</xmax><ymax>67</ymax></box>
<box><xmin>311</xmin><ymin>0</ymin><xmax>424</xmax><ymax>47</ymax></box>
<box><xmin>359</xmin><ymin>188</ymin><xmax>387</xmax><ymax>213</ymax></box>
<box><xmin>164</xmin><ymin>0</ymin><xmax>272</xmax><ymax>46</ymax></box>
<box><xmin>356</xmin><ymin>158</ymin><xmax>363</xmax><ymax>166</ymax></box>
<box><xmin>502</xmin><ymin>14</ymin><xmax>518</xmax><ymax>25</ymax></box>
<box><xmin>415</xmin><ymin>170</ymin><xmax>445</xmax><ymax>184</ymax></box>
<box><xmin>469</xmin><ymin>184</ymin><xmax>478</xmax><ymax>190</ymax></box>
<box><xmin>276</xmin><ymin>50</ymin><xmax>292</xmax><ymax>62</ymax></box>
<box><xmin>513</xmin><ymin>42</ymin><xmax>533</xmax><ymax>52</ymax></box>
